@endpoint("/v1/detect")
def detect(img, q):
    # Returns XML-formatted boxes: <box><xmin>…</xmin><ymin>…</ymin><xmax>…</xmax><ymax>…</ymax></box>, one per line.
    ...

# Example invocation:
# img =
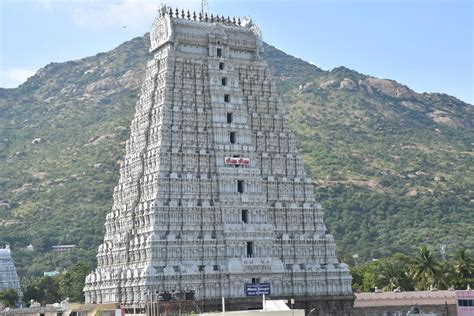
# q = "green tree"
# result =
<box><xmin>58</xmin><ymin>262</ymin><xmax>90</xmax><ymax>303</ymax></box>
<box><xmin>0</xmin><ymin>288</ymin><xmax>19</xmax><ymax>307</ymax></box>
<box><xmin>37</xmin><ymin>276</ymin><xmax>61</xmax><ymax>305</ymax></box>
<box><xmin>21</xmin><ymin>276</ymin><xmax>61</xmax><ymax>306</ymax></box>
<box><xmin>336</xmin><ymin>247</ymin><xmax>356</xmax><ymax>267</ymax></box>
<box><xmin>362</xmin><ymin>269</ymin><xmax>378</xmax><ymax>292</ymax></box>
<box><xmin>350</xmin><ymin>247</ymin><xmax>474</xmax><ymax>293</ymax></box>
<box><xmin>21</xmin><ymin>276</ymin><xmax>43</xmax><ymax>306</ymax></box>
<box><xmin>410</xmin><ymin>246</ymin><xmax>440</xmax><ymax>290</ymax></box>
<box><xmin>350</xmin><ymin>267</ymin><xmax>364</xmax><ymax>292</ymax></box>
<box><xmin>376</xmin><ymin>254</ymin><xmax>414</xmax><ymax>291</ymax></box>
<box><xmin>350</xmin><ymin>260</ymin><xmax>379</xmax><ymax>292</ymax></box>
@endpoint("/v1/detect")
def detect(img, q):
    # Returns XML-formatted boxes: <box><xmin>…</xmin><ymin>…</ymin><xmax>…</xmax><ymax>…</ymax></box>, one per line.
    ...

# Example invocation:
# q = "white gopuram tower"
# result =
<box><xmin>84</xmin><ymin>6</ymin><xmax>353</xmax><ymax>313</ymax></box>
<box><xmin>0</xmin><ymin>246</ymin><xmax>23</xmax><ymax>305</ymax></box>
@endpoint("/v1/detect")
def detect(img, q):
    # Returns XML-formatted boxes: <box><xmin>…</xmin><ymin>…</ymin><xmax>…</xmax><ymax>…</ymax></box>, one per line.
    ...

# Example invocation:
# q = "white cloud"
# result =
<box><xmin>71</xmin><ymin>0</ymin><xmax>202</xmax><ymax>31</ymax></box>
<box><xmin>31</xmin><ymin>0</ymin><xmax>55</xmax><ymax>9</ymax></box>
<box><xmin>0</xmin><ymin>68</ymin><xmax>36</xmax><ymax>88</ymax></box>
<box><xmin>31</xmin><ymin>0</ymin><xmax>216</xmax><ymax>32</ymax></box>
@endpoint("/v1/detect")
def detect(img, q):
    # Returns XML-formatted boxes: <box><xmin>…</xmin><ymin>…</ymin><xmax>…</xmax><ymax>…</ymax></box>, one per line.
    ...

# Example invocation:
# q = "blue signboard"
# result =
<box><xmin>245</xmin><ymin>283</ymin><xmax>271</xmax><ymax>296</ymax></box>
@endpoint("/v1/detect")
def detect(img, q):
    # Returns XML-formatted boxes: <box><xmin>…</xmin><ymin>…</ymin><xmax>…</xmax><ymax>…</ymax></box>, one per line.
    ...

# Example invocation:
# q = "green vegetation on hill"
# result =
<box><xmin>280</xmin><ymin>62</ymin><xmax>473</xmax><ymax>259</ymax></box>
<box><xmin>0</xmin><ymin>35</ymin><xmax>472</xmax><ymax>277</ymax></box>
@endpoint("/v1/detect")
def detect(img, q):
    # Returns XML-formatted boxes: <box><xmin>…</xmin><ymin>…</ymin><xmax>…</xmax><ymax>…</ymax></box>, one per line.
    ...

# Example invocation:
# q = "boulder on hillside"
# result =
<box><xmin>428</xmin><ymin>110</ymin><xmax>466</xmax><ymax>128</ymax></box>
<box><xmin>339</xmin><ymin>78</ymin><xmax>357</xmax><ymax>90</ymax></box>
<box><xmin>118</xmin><ymin>69</ymin><xmax>142</xmax><ymax>89</ymax></box>
<box><xmin>84</xmin><ymin>78</ymin><xmax>119</xmax><ymax>94</ymax></box>
<box><xmin>299</xmin><ymin>82</ymin><xmax>319</xmax><ymax>93</ymax></box>
<box><xmin>360</xmin><ymin>77</ymin><xmax>414</xmax><ymax>98</ymax></box>
<box><xmin>319</xmin><ymin>80</ymin><xmax>338</xmax><ymax>88</ymax></box>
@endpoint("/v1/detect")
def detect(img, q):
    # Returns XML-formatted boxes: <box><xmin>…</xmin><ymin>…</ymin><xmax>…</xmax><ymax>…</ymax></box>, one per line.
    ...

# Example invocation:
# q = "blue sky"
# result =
<box><xmin>1</xmin><ymin>0</ymin><xmax>473</xmax><ymax>104</ymax></box>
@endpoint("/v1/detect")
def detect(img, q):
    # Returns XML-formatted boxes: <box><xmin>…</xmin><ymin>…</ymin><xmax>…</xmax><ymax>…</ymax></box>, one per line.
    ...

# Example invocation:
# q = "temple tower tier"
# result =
<box><xmin>84</xmin><ymin>6</ymin><xmax>353</xmax><ymax>313</ymax></box>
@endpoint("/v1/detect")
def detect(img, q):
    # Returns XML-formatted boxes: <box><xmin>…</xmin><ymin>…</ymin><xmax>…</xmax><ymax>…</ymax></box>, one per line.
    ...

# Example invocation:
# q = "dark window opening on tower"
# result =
<box><xmin>242</xmin><ymin>209</ymin><xmax>248</xmax><ymax>223</ymax></box>
<box><xmin>230</xmin><ymin>132</ymin><xmax>236</xmax><ymax>144</ymax></box>
<box><xmin>222</xmin><ymin>77</ymin><xmax>227</xmax><ymax>86</ymax></box>
<box><xmin>219</xmin><ymin>62</ymin><xmax>225</xmax><ymax>70</ymax></box>
<box><xmin>227</xmin><ymin>112</ymin><xmax>233</xmax><ymax>123</ymax></box>
<box><xmin>237</xmin><ymin>180</ymin><xmax>244</xmax><ymax>193</ymax></box>
<box><xmin>224</xmin><ymin>94</ymin><xmax>230</xmax><ymax>102</ymax></box>
<box><xmin>247</xmin><ymin>241</ymin><xmax>253</xmax><ymax>257</ymax></box>
<box><xmin>251</xmin><ymin>277</ymin><xmax>260</xmax><ymax>284</ymax></box>
<box><xmin>217</xmin><ymin>48</ymin><xmax>223</xmax><ymax>57</ymax></box>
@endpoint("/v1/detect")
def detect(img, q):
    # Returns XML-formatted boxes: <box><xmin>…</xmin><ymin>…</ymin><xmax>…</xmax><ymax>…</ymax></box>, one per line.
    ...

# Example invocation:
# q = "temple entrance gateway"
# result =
<box><xmin>84</xmin><ymin>5</ymin><xmax>353</xmax><ymax>314</ymax></box>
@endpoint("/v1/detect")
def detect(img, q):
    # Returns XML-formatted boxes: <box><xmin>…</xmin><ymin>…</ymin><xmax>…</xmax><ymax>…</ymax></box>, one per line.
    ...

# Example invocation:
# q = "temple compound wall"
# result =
<box><xmin>84</xmin><ymin>6</ymin><xmax>353</xmax><ymax>315</ymax></box>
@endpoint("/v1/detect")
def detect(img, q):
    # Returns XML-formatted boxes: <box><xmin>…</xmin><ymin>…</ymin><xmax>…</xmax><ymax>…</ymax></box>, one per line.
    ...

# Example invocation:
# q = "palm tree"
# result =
<box><xmin>453</xmin><ymin>248</ymin><xmax>473</xmax><ymax>279</ymax></box>
<box><xmin>433</xmin><ymin>261</ymin><xmax>451</xmax><ymax>290</ymax></box>
<box><xmin>377</xmin><ymin>254</ymin><xmax>414</xmax><ymax>291</ymax></box>
<box><xmin>410</xmin><ymin>246</ymin><xmax>440</xmax><ymax>290</ymax></box>
<box><xmin>377</xmin><ymin>261</ymin><xmax>399</xmax><ymax>291</ymax></box>
<box><xmin>452</xmin><ymin>248</ymin><xmax>473</xmax><ymax>289</ymax></box>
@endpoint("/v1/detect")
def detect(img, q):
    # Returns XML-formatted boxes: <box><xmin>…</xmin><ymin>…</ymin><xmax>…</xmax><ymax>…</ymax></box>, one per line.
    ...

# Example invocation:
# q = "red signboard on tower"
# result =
<box><xmin>224</xmin><ymin>157</ymin><xmax>250</xmax><ymax>166</ymax></box>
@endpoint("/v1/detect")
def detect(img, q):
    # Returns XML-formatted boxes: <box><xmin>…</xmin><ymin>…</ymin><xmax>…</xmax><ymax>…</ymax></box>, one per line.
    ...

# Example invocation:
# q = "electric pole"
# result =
<box><xmin>201</xmin><ymin>0</ymin><xmax>209</xmax><ymax>16</ymax></box>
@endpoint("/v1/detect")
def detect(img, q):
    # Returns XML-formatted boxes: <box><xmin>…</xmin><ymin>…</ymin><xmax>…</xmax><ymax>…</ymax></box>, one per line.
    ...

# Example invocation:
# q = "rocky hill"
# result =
<box><xmin>0</xmin><ymin>35</ymin><xmax>472</xmax><ymax>275</ymax></box>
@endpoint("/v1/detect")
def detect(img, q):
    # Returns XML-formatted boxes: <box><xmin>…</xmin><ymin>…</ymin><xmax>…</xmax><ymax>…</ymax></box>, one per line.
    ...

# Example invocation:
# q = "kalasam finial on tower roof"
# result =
<box><xmin>161</xmin><ymin>5</ymin><xmax>244</xmax><ymax>27</ymax></box>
